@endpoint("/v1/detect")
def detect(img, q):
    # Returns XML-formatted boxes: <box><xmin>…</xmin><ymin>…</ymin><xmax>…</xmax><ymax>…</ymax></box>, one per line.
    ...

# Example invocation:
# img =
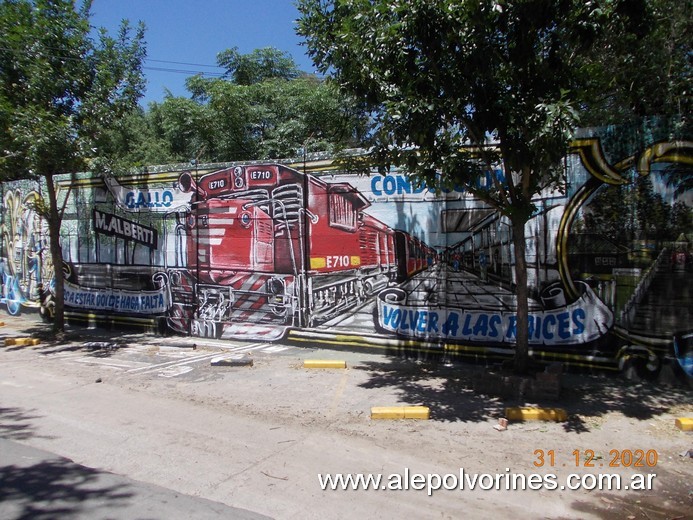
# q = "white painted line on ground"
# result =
<box><xmin>45</xmin><ymin>352</ymin><xmax>90</xmax><ymax>360</ymax></box>
<box><xmin>38</xmin><ymin>339</ymin><xmax>290</xmax><ymax>378</ymax></box>
<box><xmin>158</xmin><ymin>365</ymin><xmax>194</xmax><ymax>378</ymax></box>
<box><xmin>126</xmin><ymin>352</ymin><xmax>221</xmax><ymax>373</ymax></box>
<box><xmin>155</xmin><ymin>350</ymin><xmax>198</xmax><ymax>359</ymax></box>
<box><xmin>74</xmin><ymin>358</ymin><xmax>150</xmax><ymax>370</ymax></box>
<box><xmin>261</xmin><ymin>345</ymin><xmax>290</xmax><ymax>353</ymax></box>
<box><xmin>191</xmin><ymin>341</ymin><xmax>269</xmax><ymax>352</ymax></box>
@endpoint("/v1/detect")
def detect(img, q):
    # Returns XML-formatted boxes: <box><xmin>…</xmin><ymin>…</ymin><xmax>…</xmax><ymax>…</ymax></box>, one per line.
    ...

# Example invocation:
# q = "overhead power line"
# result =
<box><xmin>0</xmin><ymin>46</ymin><xmax>320</xmax><ymax>80</ymax></box>
<box><xmin>147</xmin><ymin>58</ymin><xmax>222</xmax><ymax>69</ymax></box>
<box><xmin>144</xmin><ymin>65</ymin><xmax>226</xmax><ymax>78</ymax></box>
<box><xmin>0</xmin><ymin>45</ymin><xmax>227</xmax><ymax>77</ymax></box>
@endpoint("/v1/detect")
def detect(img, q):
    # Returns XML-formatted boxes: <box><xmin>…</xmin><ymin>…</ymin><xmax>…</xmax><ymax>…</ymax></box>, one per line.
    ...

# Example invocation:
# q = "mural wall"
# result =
<box><xmin>1</xmin><ymin>136</ymin><xmax>691</xmax><ymax>376</ymax></box>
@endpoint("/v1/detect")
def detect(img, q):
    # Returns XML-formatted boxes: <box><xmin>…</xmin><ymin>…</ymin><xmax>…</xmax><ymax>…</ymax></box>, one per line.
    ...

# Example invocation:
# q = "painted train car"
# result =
<box><xmin>165</xmin><ymin>163</ymin><xmax>434</xmax><ymax>337</ymax></box>
<box><xmin>395</xmin><ymin>230</ymin><xmax>437</xmax><ymax>282</ymax></box>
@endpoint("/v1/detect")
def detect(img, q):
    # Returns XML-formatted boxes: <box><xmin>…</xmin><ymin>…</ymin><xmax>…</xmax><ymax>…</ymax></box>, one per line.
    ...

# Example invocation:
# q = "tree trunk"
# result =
<box><xmin>511</xmin><ymin>217</ymin><xmax>530</xmax><ymax>373</ymax></box>
<box><xmin>44</xmin><ymin>172</ymin><xmax>65</xmax><ymax>333</ymax></box>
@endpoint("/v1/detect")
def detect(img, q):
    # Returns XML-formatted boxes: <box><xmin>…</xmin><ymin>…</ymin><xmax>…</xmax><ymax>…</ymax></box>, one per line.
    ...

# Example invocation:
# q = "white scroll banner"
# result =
<box><xmin>63</xmin><ymin>280</ymin><xmax>169</xmax><ymax>315</ymax></box>
<box><xmin>101</xmin><ymin>172</ymin><xmax>193</xmax><ymax>213</ymax></box>
<box><xmin>376</xmin><ymin>283</ymin><xmax>613</xmax><ymax>346</ymax></box>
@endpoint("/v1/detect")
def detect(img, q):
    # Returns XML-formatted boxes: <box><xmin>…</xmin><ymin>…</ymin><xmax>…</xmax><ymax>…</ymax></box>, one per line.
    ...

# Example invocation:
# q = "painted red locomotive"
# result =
<box><xmin>165</xmin><ymin>163</ymin><xmax>434</xmax><ymax>339</ymax></box>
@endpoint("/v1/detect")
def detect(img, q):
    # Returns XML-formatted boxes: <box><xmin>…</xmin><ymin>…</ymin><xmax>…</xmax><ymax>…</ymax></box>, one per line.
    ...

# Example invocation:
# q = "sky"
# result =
<box><xmin>89</xmin><ymin>0</ymin><xmax>317</xmax><ymax>106</ymax></box>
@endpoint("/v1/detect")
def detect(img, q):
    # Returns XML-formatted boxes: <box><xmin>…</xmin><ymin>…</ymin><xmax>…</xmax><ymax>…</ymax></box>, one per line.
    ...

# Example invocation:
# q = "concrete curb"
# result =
<box><xmin>675</xmin><ymin>418</ymin><xmax>693</xmax><ymax>431</ymax></box>
<box><xmin>4</xmin><ymin>337</ymin><xmax>40</xmax><ymax>347</ymax></box>
<box><xmin>303</xmin><ymin>360</ymin><xmax>347</xmax><ymax>369</ymax></box>
<box><xmin>505</xmin><ymin>407</ymin><xmax>568</xmax><ymax>422</ymax></box>
<box><xmin>371</xmin><ymin>406</ymin><xmax>430</xmax><ymax>420</ymax></box>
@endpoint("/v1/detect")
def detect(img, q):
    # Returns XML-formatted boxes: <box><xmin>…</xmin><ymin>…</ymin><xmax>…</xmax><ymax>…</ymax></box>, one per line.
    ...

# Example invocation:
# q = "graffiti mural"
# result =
<box><xmin>0</xmin><ymin>185</ymin><xmax>53</xmax><ymax>315</ymax></box>
<box><xmin>0</xmin><ymin>135</ymin><xmax>691</xmax><ymax>376</ymax></box>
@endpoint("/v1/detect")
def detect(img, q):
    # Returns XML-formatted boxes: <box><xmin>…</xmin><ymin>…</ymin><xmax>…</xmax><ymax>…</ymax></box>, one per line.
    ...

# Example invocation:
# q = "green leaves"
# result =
<box><xmin>0</xmin><ymin>0</ymin><xmax>146</xmax><ymax>179</ymax></box>
<box><xmin>137</xmin><ymin>48</ymin><xmax>369</xmax><ymax>163</ymax></box>
<box><xmin>296</xmin><ymin>0</ymin><xmax>678</xmax><ymax>215</ymax></box>
<box><xmin>217</xmin><ymin>47</ymin><xmax>301</xmax><ymax>85</ymax></box>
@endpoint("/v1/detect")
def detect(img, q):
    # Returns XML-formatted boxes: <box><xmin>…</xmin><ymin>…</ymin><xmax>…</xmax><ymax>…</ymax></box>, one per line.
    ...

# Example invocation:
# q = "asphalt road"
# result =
<box><xmin>0</xmin><ymin>438</ymin><xmax>271</xmax><ymax>520</ymax></box>
<box><xmin>0</xmin><ymin>312</ymin><xmax>691</xmax><ymax>519</ymax></box>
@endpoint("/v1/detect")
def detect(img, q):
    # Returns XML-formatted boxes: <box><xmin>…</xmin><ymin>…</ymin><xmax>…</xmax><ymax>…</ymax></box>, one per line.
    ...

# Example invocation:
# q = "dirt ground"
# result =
<box><xmin>1</xmin><ymin>311</ymin><xmax>691</xmax><ymax>519</ymax></box>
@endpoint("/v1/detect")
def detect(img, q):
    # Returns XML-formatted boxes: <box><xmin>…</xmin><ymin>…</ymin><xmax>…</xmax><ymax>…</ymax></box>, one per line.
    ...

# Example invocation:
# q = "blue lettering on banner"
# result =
<box><xmin>382</xmin><ymin>306</ymin><xmax>440</xmax><ymax>334</ymax></box>
<box><xmin>370</xmin><ymin>170</ymin><xmax>505</xmax><ymax>197</ymax></box>
<box><xmin>63</xmin><ymin>282</ymin><xmax>168</xmax><ymax>315</ymax></box>
<box><xmin>379</xmin><ymin>302</ymin><xmax>604</xmax><ymax>346</ymax></box>
<box><xmin>372</xmin><ymin>175</ymin><xmax>428</xmax><ymax>196</ymax></box>
<box><xmin>124</xmin><ymin>189</ymin><xmax>174</xmax><ymax>209</ymax></box>
<box><xmin>572</xmin><ymin>308</ymin><xmax>586</xmax><ymax>335</ymax></box>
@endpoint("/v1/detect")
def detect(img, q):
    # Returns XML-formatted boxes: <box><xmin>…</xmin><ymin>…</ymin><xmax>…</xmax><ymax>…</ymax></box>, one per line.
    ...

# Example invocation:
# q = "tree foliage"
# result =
<box><xmin>216</xmin><ymin>46</ymin><xmax>300</xmax><ymax>85</ymax></box>
<box><xmin>128</xmin><ymin>47</ymin><xmax>369</xmax><ymax>164</ymax></box>
<box><xmin>579</xmin><ymin>0</ymin><xmax>691</xmax><ymax>126</ymax></box>
<box><xmin>0</xmin><ymin>0</ymin><xmax>146</xmax><ymax>177</ymax></box>
<box><xmin>296</xmin><ymin>0</ymin><xmax>686</xmax><ymax>371</ymax></box>
<box><xmin>0</xmin><ymin>0</ymin><xmax>146</xmax><ymax>331</ymax></box>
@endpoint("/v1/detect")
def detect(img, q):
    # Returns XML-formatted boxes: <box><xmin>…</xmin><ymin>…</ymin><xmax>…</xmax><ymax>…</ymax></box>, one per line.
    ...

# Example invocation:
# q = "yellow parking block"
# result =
<box><xmin>4</xmin><ymin>337</ymin><xmax>40</xmax><ymax>347</ymax></box>
<box><xmin>505</xmin><ymin>407</ymin><xmax>567</xmax><ymax>422</ymax></box>
<box><xmin>675</xmin><ymin>418</ymin><xmax>693</xmax><ymax>431</ymax></box>
<box><xmin>371</xmin><ymin>406</ymin><xmax>430</xmax><ymax>420</ymax></box>
<box><xmin>404</xmin><ymin>406</ymin><xmax>430</xmax><ymax>419</ymax></box>
<box><xmin>371</xmin><ymin>407</ymin><xmax>405</xmax><ymax>419</ymax></box>
<box><xmin>303</xmin><ymin>359</ymin><xmax>347</xmax><ymax>369</ymax></box>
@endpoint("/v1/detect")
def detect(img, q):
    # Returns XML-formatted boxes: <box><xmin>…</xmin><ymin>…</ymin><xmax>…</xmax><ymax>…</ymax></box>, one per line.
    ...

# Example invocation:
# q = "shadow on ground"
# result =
<box><xmin>353</xmin><ymin>359</ymin><xmax>506</xmax><ymax>423</ymax></box>
<box><xmin>353</xmin><ymin>358</ymin><xmax>692</xmax><ymax>433</ymax></box>
<box><xmin>1</xmin><ymin>320</ymin><xmax>141</xmax><ymax>357</ymax></box>
<box><xmin>567</xmin><ymin>466</ymin><xmax>692</xmax><ymax>520</ymax></box>
<box><xmin>0</xmin><ymin>407</ymin><xmax>55</xmax><ymax>442</ymax></box>
<box><xmin>0</xmin><ymin>457</ymin><xmax>134</xmax><ymax>520</ymax></box>
<box><xmin>559</xmin><ymin>372</ymin><xmax>692</xmax><ymax>433</ymax></box>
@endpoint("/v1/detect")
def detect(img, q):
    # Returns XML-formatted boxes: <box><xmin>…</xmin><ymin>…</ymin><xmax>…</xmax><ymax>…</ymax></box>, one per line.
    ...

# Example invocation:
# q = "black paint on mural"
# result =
<box><xmin>93</xmin><ymin>209</ymin><xmax>158</xmax><ymax>249</ymax></box>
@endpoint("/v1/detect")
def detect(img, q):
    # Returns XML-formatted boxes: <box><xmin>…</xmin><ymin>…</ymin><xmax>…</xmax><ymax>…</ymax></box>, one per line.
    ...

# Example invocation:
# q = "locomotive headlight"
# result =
<box><xmin>267</xmin><ymin>277</ymin><xmax>287</xmax><ymax>316</ymax></box>
<box><xmin>233</xmin><ymin>166</ymin><xmax>245</xmax><ymax>189</ymax></box>
<box><xmin>267</xmin><ymin>277</ymin><xmax>284</xmax><ymax>295</ymax></box>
